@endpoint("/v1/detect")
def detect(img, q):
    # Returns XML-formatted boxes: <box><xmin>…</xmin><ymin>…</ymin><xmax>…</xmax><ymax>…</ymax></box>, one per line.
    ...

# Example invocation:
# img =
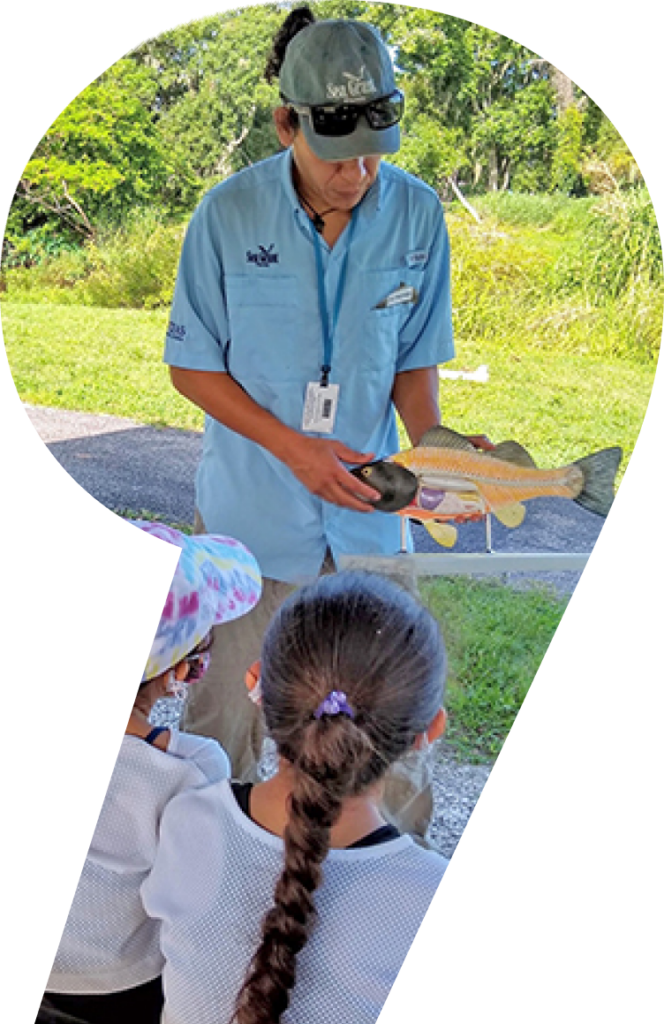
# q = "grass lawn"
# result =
<box><xmin>420</xmin><ymin>576</ymin><xmax>567</xmax><ymax>762</ymax></box>
<box><xmin>1</xmin><ymin>300</ymin><xmax>657</xmax><ymax>486</ymax></box>
<box><xmin>1</xmin><ymin>303</ymin><xmax>204</xmax><ymax>431</ymax></box>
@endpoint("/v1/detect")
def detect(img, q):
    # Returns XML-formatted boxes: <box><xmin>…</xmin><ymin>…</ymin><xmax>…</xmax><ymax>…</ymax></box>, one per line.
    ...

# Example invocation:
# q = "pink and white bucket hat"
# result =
<box><xmin>132</xmin><ymin>521</ymin><xmax>262</xmax><ymax>681</ymax></box>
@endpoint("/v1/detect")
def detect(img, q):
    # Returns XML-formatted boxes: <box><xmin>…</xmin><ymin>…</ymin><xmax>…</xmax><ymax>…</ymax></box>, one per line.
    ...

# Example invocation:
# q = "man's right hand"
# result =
<box><xmin>169</xmin><ymin>368</ymin><xmax>381</xmax><ymax>512</ymax></box>
<box><xmin>285</xmin><ymin>436</ymin><xmax>380</xmax><ymax>512</ymax></box>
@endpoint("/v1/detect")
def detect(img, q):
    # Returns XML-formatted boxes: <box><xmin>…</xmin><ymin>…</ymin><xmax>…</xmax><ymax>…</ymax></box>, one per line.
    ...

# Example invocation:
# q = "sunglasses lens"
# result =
<box><xmin>365</xmin><ymin>91</ymin><xmax>404</xmax><ymax>129</ymax></box>
<box><xmin>312</xmin><ymin>104</ymin><xmax>359</xmax><ymax>137</ymax></box>
<box><xmin>308</xmin><ymin>91</ymin><xmax>404</xmax><ymax>137</ymax></box>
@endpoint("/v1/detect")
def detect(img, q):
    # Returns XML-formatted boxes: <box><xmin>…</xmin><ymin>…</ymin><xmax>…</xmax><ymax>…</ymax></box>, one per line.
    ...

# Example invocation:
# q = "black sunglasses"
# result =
<box><xmin>282</xmin><ymin>89</ymin><xmax>404</xmax><ymax>138</ymax></box>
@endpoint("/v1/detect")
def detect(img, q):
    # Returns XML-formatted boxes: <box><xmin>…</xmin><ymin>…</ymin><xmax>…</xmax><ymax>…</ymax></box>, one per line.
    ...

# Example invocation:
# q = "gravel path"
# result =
<box><xmin>27</xmin><ymin>402</ymin><xmax>600</xmax><ymax>858</ymax></box>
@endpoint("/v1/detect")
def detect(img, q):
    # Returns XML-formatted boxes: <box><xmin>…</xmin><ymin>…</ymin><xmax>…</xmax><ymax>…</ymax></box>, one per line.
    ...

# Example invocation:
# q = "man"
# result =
<box><xmin>164</xmin><ymin>13</ymin><xmax>461</xmax><ymax>836</ymax></box>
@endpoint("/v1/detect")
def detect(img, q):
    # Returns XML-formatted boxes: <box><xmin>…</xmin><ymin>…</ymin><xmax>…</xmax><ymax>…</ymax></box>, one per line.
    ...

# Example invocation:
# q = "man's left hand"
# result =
<box><xmin>465</xmin><ymin>433</ymin><xmax>495</xmax><ymax>451</ymax></box>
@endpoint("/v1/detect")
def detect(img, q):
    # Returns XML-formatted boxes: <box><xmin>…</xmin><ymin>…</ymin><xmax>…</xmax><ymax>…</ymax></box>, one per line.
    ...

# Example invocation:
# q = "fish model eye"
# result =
<box><xmin>362</xmin><ymin>467</ymin><xmax>371</xmax><ymax>476</ymax></box>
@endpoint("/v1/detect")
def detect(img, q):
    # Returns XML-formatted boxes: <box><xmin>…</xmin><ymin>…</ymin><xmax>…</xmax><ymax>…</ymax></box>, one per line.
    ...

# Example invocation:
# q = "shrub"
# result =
<box><xmin>1</xmin><ymin>246</ymin><xmax>91</xmax><ymax>302</ymax></box>
<box><xmin>81</xmin><ymin>211</ymin><xmax>185</xmax><ymax>309</ymax></box>
<box><xmin>2</xmin><ymin>209</ymin><xmax>185</xmax><ymax>309</ymax></box>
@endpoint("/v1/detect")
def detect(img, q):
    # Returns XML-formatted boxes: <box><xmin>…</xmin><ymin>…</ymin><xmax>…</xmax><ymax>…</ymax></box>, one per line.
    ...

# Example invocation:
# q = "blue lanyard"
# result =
<box><xmin>309</xmin><ymin>208</ymin><xmax>358</xmax><ymax>387</ymax></box>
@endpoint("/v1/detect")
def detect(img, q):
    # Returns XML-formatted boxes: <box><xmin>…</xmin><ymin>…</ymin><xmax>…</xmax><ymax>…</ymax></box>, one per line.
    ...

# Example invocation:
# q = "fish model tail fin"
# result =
<box><xmin>573</xmin><ymin>447</ymin><xmax>622</xmax><ymax>517</ymax></box>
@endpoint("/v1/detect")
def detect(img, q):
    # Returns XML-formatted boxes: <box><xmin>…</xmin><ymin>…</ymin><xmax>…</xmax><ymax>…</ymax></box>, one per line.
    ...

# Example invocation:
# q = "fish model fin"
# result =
<box><xmin>487</xmin><ymin>441</ymin><xmax>538</xmax><ymax>469</ymax></box>
<box><xmin>572</xmin><ymin>447</ymin><xmax>622</xmax><ymax>517</ymax></box>
<box><xmin>492</xmin><ymin>502</ymin><xmax>527</xmax><ymax>528</ymax></box>
<box><xmin>418</xmin><ymin>425</ymin><xmax>477</xmax><ymax>452</ymax></box>
<box><xmin>418</xmin><ymin>429</ymin><xmax>537</xmax><ymax>469</ymax></box>
<box><xmin>422</xmin><ymin>520</ymin><xmax>458</xmax><ymax>548</ymax></box>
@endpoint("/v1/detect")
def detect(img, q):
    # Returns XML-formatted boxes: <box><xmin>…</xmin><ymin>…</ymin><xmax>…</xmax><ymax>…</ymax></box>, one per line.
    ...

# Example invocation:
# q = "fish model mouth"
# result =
<box><xmin>351</xmin><ymin>461</ymin><xmax>418</xmax><ymax>512</ymax></box>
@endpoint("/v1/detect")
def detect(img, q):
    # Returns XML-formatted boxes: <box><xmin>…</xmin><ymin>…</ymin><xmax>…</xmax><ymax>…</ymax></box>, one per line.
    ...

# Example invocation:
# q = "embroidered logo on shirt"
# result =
<box><xmin>246</xmin><ymin>244</ymin><xmax>279</xmax><ymax>268</ymax></box>
<box><xmin>405</xmin><ymin>250</ymin><xmax>429</xmax><ymax>269</ymax></box>
<box><xmin>327</xmin><ymin>67</ymin><xmax>377</xmax><ymax>101</ymax></box>
<box><xmin>167</xmin><ymin>321</ymin><xmax>187</xmax><ymax>340</ymax></box>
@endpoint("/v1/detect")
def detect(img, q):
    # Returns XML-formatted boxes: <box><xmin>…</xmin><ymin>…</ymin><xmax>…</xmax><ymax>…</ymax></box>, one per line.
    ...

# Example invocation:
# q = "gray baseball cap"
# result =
<box><xmin>279</xmin><ymin>20</ymin><xmax>401</xmax><ymax>161</ymax></box>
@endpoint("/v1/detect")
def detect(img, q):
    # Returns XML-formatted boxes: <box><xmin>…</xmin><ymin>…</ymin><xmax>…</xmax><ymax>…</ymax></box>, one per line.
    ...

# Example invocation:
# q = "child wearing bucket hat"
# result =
<box><xmin>39</xmin><ymin>522</ymin><xmax>261</xmax><ymax>1024</ymax></box>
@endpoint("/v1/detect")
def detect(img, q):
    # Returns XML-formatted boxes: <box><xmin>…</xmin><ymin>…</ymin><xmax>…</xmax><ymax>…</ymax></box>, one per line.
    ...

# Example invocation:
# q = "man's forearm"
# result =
<box><xmin>169</xmin><ymin>366</ymin><xmax>379</xmax><ymax>511</ymax></box>
<box><xmin>392</xmin><ymin>366</ymin><xmax>495</xmax><ymax>452</ymax></box>
<box><xmin>391</xmin><ymin>367</ymin><xmax>441</xmax><ymax>446</ymax></box>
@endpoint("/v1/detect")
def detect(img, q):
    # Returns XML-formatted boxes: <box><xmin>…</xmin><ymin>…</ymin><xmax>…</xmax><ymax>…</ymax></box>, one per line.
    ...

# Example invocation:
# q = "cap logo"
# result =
<box><xmin>327</xmin><ymin>66</ymin><xmax>376</xmax><ymax>101</ymax></box>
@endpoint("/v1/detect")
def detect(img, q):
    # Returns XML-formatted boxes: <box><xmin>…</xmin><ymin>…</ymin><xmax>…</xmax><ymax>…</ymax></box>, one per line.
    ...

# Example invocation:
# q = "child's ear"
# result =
<box><xmin>245</xmin><ymin>661</ymin><xmax>262</xmax><ymax>705</ymax></box>
<box><xmin>427</xmin><ymin>707</ymin><xmax>447</xmax><ymax>743</ymax></box>
<box><xmin>413</xmin><ymin>708</ymin><xmax>447</xmax><ymax>750</ymax></box>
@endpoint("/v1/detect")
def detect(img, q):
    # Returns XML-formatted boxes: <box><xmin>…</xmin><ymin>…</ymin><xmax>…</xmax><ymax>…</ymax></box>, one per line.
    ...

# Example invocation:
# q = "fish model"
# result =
<box><xmin>351</xmin><ymin>426</ymin><xmax>622</xmax><ymax>549</ymax></box>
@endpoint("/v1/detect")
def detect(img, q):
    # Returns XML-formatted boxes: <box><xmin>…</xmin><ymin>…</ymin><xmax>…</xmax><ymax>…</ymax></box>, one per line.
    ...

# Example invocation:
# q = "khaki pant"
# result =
<box><xmin>184</xmin><ymin>512</ymin><xmax>434</xmax><ymax>840</ymax></box>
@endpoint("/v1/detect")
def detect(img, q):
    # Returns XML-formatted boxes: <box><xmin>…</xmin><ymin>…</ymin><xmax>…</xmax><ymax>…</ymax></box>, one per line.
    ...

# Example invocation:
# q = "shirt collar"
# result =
<box><xmin>281</xmin><ymin>148</ymin><xmax>301</xmax><ymax>213</ymax></box>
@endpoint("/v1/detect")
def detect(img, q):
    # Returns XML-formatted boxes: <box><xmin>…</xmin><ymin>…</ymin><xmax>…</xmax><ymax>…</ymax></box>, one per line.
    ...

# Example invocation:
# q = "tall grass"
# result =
<box><xmin>466</xmin><ymin>191</ymin><xmax>596</xmax><ymax>232</ymax></box>
<box><xmin>446</xmin><ymin>188</ymin><xmax>662</xmax><ymax>362</ymax></box>
<box><xmin>558</xmin><ymin>187</ymin><xmax>663</xmax><ymax>301</ymax></box>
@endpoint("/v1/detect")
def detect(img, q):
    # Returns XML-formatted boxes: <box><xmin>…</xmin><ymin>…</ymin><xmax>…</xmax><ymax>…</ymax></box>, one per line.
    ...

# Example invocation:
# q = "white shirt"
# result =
<box><xmin>47</xmin><ymin>732</ymin><xmax>230</xmax><ymax>994</ymax></box>
<box><xmin>142</xmin><ymin>779</ymin><xmax>448</xmax><ymax>1024</ymax></box>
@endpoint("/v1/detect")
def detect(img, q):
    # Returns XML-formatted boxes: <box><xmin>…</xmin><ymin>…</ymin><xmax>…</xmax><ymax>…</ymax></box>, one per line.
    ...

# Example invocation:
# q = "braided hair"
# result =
<box><xmin>232</xmin><ymin>570</ymin><xmax>446</xmax><ymax>1024</ymax></box>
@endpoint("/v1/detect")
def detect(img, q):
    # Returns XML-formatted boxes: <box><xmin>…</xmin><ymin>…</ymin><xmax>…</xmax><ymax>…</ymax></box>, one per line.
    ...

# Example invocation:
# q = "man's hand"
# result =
<box><xmin>465</xmin><ymin>433</ymin><xmax>495</xmax><ymax>451</ymax></box>
<box><xmin>284</xmin><ymin>437</ymin><xmax>380</xmax><ymax>512</ymax></box>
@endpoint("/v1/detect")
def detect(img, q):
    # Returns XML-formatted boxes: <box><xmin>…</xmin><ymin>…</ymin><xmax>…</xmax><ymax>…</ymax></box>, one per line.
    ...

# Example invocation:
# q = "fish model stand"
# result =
<box><xmin>351</xmin><ymin>426</ymin><xmax>623</xmax><ymax>552</ymax></box>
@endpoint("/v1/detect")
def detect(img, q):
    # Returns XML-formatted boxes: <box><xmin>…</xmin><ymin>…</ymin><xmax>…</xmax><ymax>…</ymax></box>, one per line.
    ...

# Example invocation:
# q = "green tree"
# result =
<box><xmin>130</xmin><ymin>6</ymin><xmax>285</xmax><ymax>207</ymax></box>
<box><xmin>551</xmin><ymin>104</ymin><xmax>584</xmax><ymax>194</ymax></box>
<box><xmin>13</xmin><ymin>60</ymin><xmax>167</xmax><ymax>246</ymax></box>
<box><xmin>391</xmin><ymin>116</ymin><xmax>465</xmax><ymax>190</ymax></box>
<box><xmin>4</xmin><ymin>0</ymin><xmax>646</xmax><ymax>268</ymax></box>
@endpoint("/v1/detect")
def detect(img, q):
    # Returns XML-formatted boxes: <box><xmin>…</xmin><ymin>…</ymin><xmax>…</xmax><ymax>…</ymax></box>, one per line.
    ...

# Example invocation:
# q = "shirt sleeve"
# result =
<box><xmin>396</xmin><ymin>205</ymin><xmax>455</xmax><ymax>373</ymax></box>
<box><xmin>164</xmin><ymin>194</ymin><xmax>230</xmax><ymax>372</ymax></box>
<box><xmin>167</xmin><ymin>730</ymin><xmax>231</xmax><ymax>784</ymax></box>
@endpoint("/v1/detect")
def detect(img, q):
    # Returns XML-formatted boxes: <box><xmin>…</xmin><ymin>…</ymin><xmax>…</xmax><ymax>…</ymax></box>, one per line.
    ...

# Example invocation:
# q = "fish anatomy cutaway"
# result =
<box><xmin>352</xmin><ymin>426</ymin><xmax>622</xmax><ymax>549</ymax></box>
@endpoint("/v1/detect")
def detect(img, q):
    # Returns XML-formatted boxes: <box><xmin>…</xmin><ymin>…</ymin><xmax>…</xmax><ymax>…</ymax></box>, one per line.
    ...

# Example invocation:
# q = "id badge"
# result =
<box><xmin>302</xmin><ymin>382</ymin><xmax>339</xmax><ymax>434</ymax></box>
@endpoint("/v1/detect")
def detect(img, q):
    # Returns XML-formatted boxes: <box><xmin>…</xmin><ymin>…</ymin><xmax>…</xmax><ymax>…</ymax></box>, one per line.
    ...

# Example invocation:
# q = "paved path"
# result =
<box><xmin>25</xmin><ymin>402</ymin><xmax>607</xmax><ymax>856</ymax></box>
<box><xmin>26</xmin><ymin>403</ymin><xmax>605</xmax><ymax>596</ymax></box>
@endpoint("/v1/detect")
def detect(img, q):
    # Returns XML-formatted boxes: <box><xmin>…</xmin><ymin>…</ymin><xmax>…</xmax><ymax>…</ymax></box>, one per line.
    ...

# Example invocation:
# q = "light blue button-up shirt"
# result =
<box><xmin>164</xmin><ymin>150</ymin><xmax>454</xmax><ymax>582</ymax></box>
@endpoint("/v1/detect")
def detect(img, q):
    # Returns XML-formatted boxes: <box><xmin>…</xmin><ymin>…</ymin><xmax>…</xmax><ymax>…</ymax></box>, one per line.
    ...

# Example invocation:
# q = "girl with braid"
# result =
<box><xmin>142</xmin><ymin>570</ymin><xmax>449</xmax><ymax>1024</ymax></box>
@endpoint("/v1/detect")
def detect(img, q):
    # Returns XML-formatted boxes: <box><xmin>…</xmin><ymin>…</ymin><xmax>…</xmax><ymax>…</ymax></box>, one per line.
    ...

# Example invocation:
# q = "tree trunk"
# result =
<box><xmin>502</xmin><ymin>160</ymin><xmax>511</xmax><ymax>191</ymax></box>
<box><xmin>550</xmin><ymin>65</ymin><xmax>575</xmax><ymax>113</ymax></box>
<box><xmin>488</xmin><ymin>148</ymin><xmax>499</xmax><ymax>191</ymax></box>
<box><xmin>530</xmin><ymin>57</ymin><xmax>575</xmax><ymax>114</ymax></box>
<box><xmin>446</xmin><ymin>176</ymin><xmax>482</xmax><ymax>223</ymax></box>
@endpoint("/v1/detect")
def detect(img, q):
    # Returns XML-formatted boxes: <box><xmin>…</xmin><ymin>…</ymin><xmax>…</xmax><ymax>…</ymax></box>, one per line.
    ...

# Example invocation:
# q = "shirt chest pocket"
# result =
<box><xmin>225</xmin><ymin>274</ymin><xmax>312</xmax><ymax>382</ymax></box>
<box><xmin>359</xmin><ymin>267</ymin><xmax>424</xmax><ymax>370</ymax></box>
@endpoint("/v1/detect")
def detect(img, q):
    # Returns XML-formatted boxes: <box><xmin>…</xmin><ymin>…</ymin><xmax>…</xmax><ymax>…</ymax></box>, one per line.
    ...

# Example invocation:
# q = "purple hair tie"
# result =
<box><xmin>313</xmin><ymin>690</ymin><xmax>354</xmax><ymax>720</ymax></box>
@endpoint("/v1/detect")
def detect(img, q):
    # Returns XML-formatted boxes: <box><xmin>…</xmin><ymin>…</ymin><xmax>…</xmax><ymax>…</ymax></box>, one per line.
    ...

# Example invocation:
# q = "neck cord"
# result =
<box><xmin>296</xmin><ymin>189</ymin><xmax>338</xmax><ymax>234</ymax></box>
